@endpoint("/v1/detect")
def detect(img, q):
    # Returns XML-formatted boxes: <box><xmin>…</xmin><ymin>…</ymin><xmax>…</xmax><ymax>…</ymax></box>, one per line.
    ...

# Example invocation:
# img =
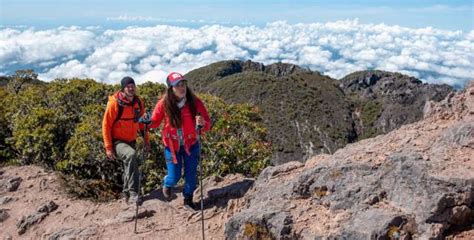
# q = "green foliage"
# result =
<box><xmin>1</xmin><ymin>74</ymin><xmax>270</xmax><ymax>200</ymax></box>
<box><xmin>136</xmin><ymin>81</ymin><xmax>167</xmax><ymax>109</ymax></box>
<box><xmin>0</xmin><ymin>88</ymin><xmax>13</xmax><ymax>162</ymax></box>
<box><xmin>200</xmin><ymin>94</ymin><xmax>271</xmax><ymax>177</ymax></box>
<box><xmin>5</xmin><ymin>84</ymin><xmax>51</xmax><ymax>165</ymax></box>
<box><xmin>359</xmin><ymin>101</ymin><xmax>383</xmax><ymax>139</ymax></box>
<box><xmin>10</xmin><ymin>106</ymin><xmax>60</xmax><ymax>166</ymax></box>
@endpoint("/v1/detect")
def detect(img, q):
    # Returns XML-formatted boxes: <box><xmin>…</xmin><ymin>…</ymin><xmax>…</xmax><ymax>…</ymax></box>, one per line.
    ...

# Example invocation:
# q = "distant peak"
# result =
<box><xmin>216</xmin><ymin>60</ymin><xmax>312</xmax><ymax>77</ymax></box>
<box><xmin>340</xmin><ymin>70</ymin><xmax>422</xmax><ymax>89</ymax></box>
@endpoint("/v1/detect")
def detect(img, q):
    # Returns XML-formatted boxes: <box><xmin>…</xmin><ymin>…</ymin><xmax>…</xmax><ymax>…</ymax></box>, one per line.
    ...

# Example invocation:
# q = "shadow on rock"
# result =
<box><xmin>196</xmin><ymin>176</ymin><xmax>254</xmax><ymax>210</ymax></box>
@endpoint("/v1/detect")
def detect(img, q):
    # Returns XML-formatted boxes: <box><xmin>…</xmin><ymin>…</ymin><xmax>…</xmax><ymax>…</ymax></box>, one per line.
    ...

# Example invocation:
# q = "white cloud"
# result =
<box><xmin>0</xmin><ymin>20</ymin><xmax>473</xmax><ymax>87</ymax></box>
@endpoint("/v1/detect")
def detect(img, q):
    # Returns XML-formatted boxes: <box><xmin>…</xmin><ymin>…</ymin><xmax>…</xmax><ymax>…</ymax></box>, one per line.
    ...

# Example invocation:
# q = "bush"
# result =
<box><xmin>0</xmin><ymin>88</ymin><xmax>13</xmax><ymax>163</ymax></box>
<box><xmin>200</xmin><ymin>94</ymin><xmax>271</xmax><ymax>177</ymax></box>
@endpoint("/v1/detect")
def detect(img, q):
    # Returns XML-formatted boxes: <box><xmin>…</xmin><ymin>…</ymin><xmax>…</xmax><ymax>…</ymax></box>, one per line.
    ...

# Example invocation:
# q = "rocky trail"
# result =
<box><xmin>0</xmin><ymin>165</ymin><xmax>252</xmax><ymax>239</ymax></box>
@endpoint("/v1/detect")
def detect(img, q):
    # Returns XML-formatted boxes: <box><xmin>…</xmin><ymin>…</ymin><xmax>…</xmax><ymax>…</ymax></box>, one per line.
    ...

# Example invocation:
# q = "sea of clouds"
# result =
<box><xmin>1</xmin><ymin>20</ymin><xmax>473</xmax><ymax>87</ymax></box>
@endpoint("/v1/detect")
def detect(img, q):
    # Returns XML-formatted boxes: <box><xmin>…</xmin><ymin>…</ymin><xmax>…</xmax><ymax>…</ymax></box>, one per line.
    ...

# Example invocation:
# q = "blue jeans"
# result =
<box><xmin>163</xmin><ymin>143</ymin><xmax>199</xmax><ymax>199</ymax></box>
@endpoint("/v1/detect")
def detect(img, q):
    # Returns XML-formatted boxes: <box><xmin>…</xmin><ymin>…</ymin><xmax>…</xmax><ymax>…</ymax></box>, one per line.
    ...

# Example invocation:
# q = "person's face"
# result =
<box><xmin>172</xmin><ymin>81</ymin><xmax>187</xmax><ymax>99</ymax></box>
<box><xmin>123</xmin><ymin>83</ymin><xmax>136</xmax><ymax>97</ymax></box>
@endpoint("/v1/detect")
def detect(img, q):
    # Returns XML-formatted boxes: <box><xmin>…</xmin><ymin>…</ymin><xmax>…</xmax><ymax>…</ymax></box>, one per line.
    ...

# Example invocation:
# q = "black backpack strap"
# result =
<box><xmin>113</xmin><ymin>96</ymin><xmax>142</xmax><ymax>125</ymax></box>
<box><xmin>136</xmin><ymin>96</ymin><xmax>142</xmax><ymax>113</ymax></box>
<box><xmin>113</xmin><ymin>100</ymin><xmax>125</xmax><ymax>125</ymax></box>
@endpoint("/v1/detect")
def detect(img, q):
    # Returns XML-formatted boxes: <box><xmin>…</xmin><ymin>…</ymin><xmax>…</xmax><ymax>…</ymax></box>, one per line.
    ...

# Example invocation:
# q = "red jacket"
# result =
<box><xmin>149</xmin><ymin>96</ymin><xmax>211</xmax><ymax>163</ymax></box>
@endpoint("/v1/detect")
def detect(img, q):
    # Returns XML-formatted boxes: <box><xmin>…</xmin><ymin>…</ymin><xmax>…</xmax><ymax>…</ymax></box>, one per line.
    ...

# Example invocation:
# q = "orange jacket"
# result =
<box><xmin>149</xmin><ymin>96</ymin><xmax>211</xmax><ymax>163</ymax></box>
<box><xmin>102</xmin><ymin>91</ymin><xmax>148</xmax><ymax>152</ymax></box>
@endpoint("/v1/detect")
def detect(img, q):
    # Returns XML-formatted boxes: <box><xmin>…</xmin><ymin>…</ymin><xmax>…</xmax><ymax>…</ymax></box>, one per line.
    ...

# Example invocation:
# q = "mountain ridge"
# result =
<box><xmin>186</xmin><ymin>60</ymin><xmax>454</xmax><ymax>165</ymax></box>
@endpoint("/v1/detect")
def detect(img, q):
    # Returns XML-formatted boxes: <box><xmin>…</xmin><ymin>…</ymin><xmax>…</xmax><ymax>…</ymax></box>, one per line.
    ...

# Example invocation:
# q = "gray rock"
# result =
<box><xmin>0</xmin><ymin>196</ymin><xmax>13</xmax><ymax>205</ymax></box>
<box><xmin>48</xmin><ymin>226</ymin><xmax>97</xmax><ymax>240</ymax></box>
<box><xmin>0</xmin><ymin>208</ymin><xmax>9</xmax><ymax>222</ymax></box>
<box><xmin>226</xmin><ymin>149</ymin><xmax>473</xmax><ymax>239</ymax></box>
<box><xmin>436</xmin><ymin>122</ymin><xmax>474</xmax><ymax>148</ymax></box>
<box><xmin>206</xmin><ymin>179</ymin><xmax>254</xmax><ymax>200</ymax></box>
<box><xmin>116</xmin><ymin>208</ymin><xmax>155</xmax><ymax>222</ymax></box>
<box><xmin>6</xmin><ymin>177</ymin><xmax>22</xmax><ymax>192</ymax></box>
<box><xmin>340</xmin><ymin>208</ymin><xmax>414</xmax><ymax>239</ymax></box>
<box><xmin>17</xmin><ymin>201</ymin><xmax>58</xmax><ymax>234</ymax></box>
<box><xmin>225</xmin><ymin>209</ymin><xmax>296</xmax><ymax>240</ymax></box>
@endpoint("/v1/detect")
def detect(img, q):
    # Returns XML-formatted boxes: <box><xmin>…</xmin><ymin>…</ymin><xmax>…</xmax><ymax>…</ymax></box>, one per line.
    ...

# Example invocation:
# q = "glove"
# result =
<box><xmin>138</xmin><ymin>112</ymin><xmax>151</xmax><ymax>124</ymax></box>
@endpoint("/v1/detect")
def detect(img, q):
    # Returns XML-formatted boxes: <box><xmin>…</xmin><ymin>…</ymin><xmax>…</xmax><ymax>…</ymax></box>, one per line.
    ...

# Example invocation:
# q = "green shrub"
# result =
<box><xmin>0</xmin><ymin>88</ymin><xmax>13</xmax><ymax>163</ymax></box>
<box><xmin>9</xmin><ymin>106</ymin><xmax>60</xmax><ymax>166</ymax></box>
<box><xmin>200</xmin><ymin>94</ymin><xmax>271</xmax><ymax>177</ymax></box>
<box><xmin>359</xmin><ymin>101</ymin><xmax>383</xmax><ymax>139</ymax></box>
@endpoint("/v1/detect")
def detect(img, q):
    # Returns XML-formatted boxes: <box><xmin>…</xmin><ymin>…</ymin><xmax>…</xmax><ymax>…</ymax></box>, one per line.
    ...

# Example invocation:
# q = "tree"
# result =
<box><xmin>7</xmin><ymin>69</ymin><xmax>38</xmax><ymax>94</ymax></box>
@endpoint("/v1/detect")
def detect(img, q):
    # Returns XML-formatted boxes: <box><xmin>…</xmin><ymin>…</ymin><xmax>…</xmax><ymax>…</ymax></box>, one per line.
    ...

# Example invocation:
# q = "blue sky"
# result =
<box><xmin>1</xmin><ymin>0</ymin><xmax>473</xmax><ymax>31</ymax></box>
<box><xmin>1</xmin><ymin>1</ymin><xmax>473</xmax><ymax>87</ymax></box>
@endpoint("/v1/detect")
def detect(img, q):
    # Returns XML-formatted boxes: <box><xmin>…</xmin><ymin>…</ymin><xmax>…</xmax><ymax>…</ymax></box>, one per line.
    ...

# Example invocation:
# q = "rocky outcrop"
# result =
<box><xmin>340</xmin><ymin>70</ymin><xmax>453</xmax><ymax>139</ymax></box>
<box><xmin>225</xmin><ymin>81</ymin><xmax>473</xmax><ymax>239</ymax></box>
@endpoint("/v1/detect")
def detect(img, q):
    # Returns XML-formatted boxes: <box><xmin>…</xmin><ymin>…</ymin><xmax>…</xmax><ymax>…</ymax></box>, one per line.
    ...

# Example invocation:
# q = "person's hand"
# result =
<box><xmin>139</xmin><ymin>116</ymin><xmax>151</xmax><ymax>124</ymax></box>
<box><xmin>106</xmin><ymin>149</ymin><xmax>116</xmax><ymax>161</ymax></box>
<box><xmin>196</xmin><ymin>115</ymin><xmax>205</xmax><ymax>128</ymax></box>
<box><xmin>139</xmin><ymin>111</ymin><xmax>151</xmax><ymax>124</ymax></box>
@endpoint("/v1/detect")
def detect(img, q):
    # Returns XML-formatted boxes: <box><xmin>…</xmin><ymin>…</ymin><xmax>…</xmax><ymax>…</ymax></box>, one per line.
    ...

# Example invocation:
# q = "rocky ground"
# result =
<box><xmin>0</xmin><ymin>166</ymin><xmax>252</xmax><ymax>239</ymax></box>
<box><xmin>1</xmin><ymin>81</ymin><xmax>473</xmax><ymax>239</ymax></box>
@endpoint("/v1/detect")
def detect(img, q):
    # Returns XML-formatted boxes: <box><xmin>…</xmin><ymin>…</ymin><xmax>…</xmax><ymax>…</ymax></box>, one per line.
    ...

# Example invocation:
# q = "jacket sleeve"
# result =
<box><xmin>149</xmin><ymin>98</ymin><xmax>165</xmax><ymax>129</ymax></box>
<box><xmin>196</xmin><ymin>97</ymin><xmax>212</xmax><ymax>132</ymax></box>
<box><xmin>102</xmin><ymin>98</ymin><xmax>117</xmax><ymax>152</ymax></box>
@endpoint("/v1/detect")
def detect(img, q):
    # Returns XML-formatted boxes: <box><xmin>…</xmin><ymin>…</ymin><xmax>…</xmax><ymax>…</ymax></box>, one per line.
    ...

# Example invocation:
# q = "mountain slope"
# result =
<box><xmin>186</xmin><ymin>60</ymin><xmax>453</xmax><ymax>165</ymax></box>
<box><xmin>186</xmin><ymin>60</ymin><xmax>356</xmax><ymax>165</ymax></box>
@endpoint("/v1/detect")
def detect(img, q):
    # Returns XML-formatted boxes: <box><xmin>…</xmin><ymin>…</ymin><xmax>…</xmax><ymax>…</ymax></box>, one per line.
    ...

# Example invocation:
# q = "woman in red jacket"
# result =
<box><xmin>149</xmin><ymin>72</ymin><xmax>211</xmax><ymax>209</ymax></box>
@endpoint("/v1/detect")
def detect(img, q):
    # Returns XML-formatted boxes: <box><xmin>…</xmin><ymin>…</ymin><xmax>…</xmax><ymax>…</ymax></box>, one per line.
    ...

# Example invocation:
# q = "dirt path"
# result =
<box><xmin>0</xmin><ymin>165</ymin><xmax>244</xmax><ymax>239</ymax></box>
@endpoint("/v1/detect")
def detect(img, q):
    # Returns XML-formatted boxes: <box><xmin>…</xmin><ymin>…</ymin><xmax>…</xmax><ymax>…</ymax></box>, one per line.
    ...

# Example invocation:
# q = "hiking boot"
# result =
<box><xmin>183</xmin><ymin>198</ymin><xmax>197</xmax><ymax>211</ymax></box>
<box><xmin>162</xmin><ymin>186</ymin><xmax>172</xmax><ymax>200</ymax></box>
<box><xmin>128</xmin><ymin>192</ymin><xmax>142</xmax><ymax>205</ymax></box>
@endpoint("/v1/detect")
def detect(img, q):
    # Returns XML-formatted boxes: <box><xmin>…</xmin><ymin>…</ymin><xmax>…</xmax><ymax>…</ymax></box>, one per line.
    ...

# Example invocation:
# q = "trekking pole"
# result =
<box><xmin>135</xmin><ymin>111</ymin><xmax>150</xmax><ymax>234</ymax></box>
<box><xmin>196</xmin><ymin>113</ymin><xmax>205</xmax><ymax>240</ymax></box>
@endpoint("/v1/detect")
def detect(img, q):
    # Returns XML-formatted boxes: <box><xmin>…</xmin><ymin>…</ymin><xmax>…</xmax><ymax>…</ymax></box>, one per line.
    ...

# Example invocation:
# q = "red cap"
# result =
<box><xmin>166</xmin><ymin>72</ymin><xmax>186</xmax><ymax>87</ymax></box>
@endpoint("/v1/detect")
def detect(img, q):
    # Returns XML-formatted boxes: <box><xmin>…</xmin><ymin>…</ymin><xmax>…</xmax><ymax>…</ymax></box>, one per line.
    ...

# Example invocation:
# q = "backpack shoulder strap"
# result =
<box><xmin>113</xmin><ymin>96</ymin><xmax>142</xmax><ymax>125</ymax></box>
<box><xmin>113</xmin><ymin>100</ymin><xmax>124</xmax><ymax>125</ymax></box>
<box><xmin>135</xmin><ymin>96</ymin><xmax>142</xmax><ymax>112</ymax></box>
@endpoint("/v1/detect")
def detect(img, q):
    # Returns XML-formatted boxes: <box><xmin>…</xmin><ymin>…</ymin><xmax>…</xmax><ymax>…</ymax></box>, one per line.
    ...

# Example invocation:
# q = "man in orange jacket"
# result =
<box><xmin>102</xmin><ymin>76</ymin><xmax>150</xmax><ymax>204</ymax></box>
